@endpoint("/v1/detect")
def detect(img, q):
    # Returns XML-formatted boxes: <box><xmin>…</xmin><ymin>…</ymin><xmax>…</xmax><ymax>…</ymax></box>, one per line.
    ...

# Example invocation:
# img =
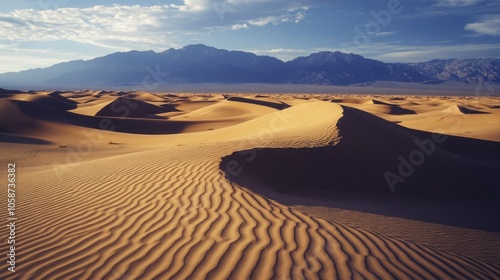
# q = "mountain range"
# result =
<box><xmin>1</xmin><ymin>44</ymin><xmax>498</xmax><ymax>88</ymax></box>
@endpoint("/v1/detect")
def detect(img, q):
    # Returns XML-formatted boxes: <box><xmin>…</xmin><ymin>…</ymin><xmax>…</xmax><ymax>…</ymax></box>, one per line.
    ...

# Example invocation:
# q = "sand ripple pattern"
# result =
<box><xmin>0</xmin><ymin>143</ymin><xmax>498</xmax><ymax>280</ymax></box>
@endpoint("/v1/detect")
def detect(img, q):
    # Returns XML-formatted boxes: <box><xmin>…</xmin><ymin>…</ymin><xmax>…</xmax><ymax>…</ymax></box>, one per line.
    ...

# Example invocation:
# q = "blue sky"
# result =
<box><xmin>0</xmin><ymin>0</ymin><xmax>499</xmax><ymax>73</ymax></box>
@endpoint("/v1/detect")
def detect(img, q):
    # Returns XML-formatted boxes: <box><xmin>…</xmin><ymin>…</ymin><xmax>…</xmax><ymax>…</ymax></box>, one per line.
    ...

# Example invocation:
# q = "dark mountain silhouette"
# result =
<box><xmin>410</xmin><ymin>59</ymin><xmax>500</xmax><ymax>84</ymax></box>
<box><xmin>285</xmin><ymin>51</ymin><xmax>429</xmax><ymax>85</ymax></box>
<box><xmin>0</xmin><ymin>44</ymin><xmax>498</xmax><ymax>87</ymax></box>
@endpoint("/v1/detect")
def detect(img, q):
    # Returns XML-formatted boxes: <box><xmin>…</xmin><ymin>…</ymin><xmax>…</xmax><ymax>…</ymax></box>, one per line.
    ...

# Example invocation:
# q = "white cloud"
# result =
<box><xmin>293</xmin><ymin>11</ymin><xmax>305</xmax><ymax>23</ymax></box>
<box><xmin>464</xmin><ymin>15</ymin><xmax>500</xmax><ymax>36</ymax></box>
<box><xmin>248</xmin><ymin>16</ymin><xmax>280</xmax><ymax>26</ymax></box>
<box><xmin>246</xmin><ymin>48</ymin><xmax>312</xmax><ymax>61</ymax></box>
<box><xmin>0</xmin><ymin>1</ymin><xmax>310</xmax><ymax>50</ymax></box>
<box><xmin>375</xmin><ymin>31</ymin><xmax>397</xmax><ymax>37</ymax></box>
<box><xmin>0</xmin><ymin>1</ymin><xmax>315</xmax><ymax>72</ymax></box>
<box><xmin>349</xmin><ymin>42</ymin><xmax>500</xmax><ymax>62</ymax></box>
<box><xmin>247</xmin><ymin>11</ymin><xmax>306</xmax><ymax>27</ymax></box>
<box><xmin>436</xmin><ymin>0</ymin><xmax>484</xmax><ymax>7</ymax></box>
<box><xmin>231</xmin><ymin>23</ymin><xmax>248</xmax><ymax>30</ymax></box>
<box><xmin>181</xmin><ymin>0</ymin><xmax>212</xmax><ymax>11</ymax></box>
<box><xmin>400</xmin><ymin>0</ymin><xmax>496</xmax><ymax>19</ymax></box>
<box><xmin>0</xmin><ymin>5</ymin><xmax>178</xmax><ymax>51</ymax></box>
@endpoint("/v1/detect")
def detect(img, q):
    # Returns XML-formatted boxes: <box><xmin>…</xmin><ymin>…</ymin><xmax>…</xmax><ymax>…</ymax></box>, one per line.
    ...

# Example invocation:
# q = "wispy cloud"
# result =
<box><xmin>400</xmin><ymin>0</ymin><xmax>498</xmax><ymax>19</ymax></box>
<box><xmin>0</xmin><ymin>1</ymin><xmax>311</xmax><ymax>51</ymax></box>
<box><xmin>247</xmin><ymin>11</ymin><xmax>306</xmax><ymax>27</ymax></box>
<box><xmin>250</xmin><ymin>42</ymin><xmax>500</xmax><ymax>63</ymax></box>
<box><xmin>464</xmin><ymin>14</ymin><xmax>500</xmax><ymax>36</ymax></box>
<box><xmin>245</xmin><ymin>48</ymin><xmax>312</xmax><ymax>61</ymax></box>
<box><xmin>375</xmin><ymin>31</ymin><xmax>397</xmax><ymax>37</ymax></box>
<box><xmin>357</xmin><ymin>42</ymin><xmax>500</xmax><ymax>62</ymax></box>
<box><xmin>231</xmin><ymin>23</ymin><xmax>248</xmax><ymax>30</ymax></box>
<box><xmin>435</xmin><ymin>0</ymin><xmax>485</xmax><ymax>7</ymax></box>
<box><xmin>0</xmin><ymin>5</ymin><xmax>180</xmax><ymax>51</ymax></box>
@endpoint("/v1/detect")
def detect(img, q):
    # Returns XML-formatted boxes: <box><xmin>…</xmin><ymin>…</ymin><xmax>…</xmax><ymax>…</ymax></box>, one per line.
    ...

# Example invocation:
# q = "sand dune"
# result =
<box><xmin>126</xmin><ymin>91</ymin><xmax>170</xmax><ymax>102</ymax></box>
<box><xmin>0</xmin><ymin>90</ymin><xmax>499</xmax><ymax>279</ymax></box>
<box><xmin>221</xmin><ymin>104</ymin><xmax>499</xmax><ymax>198</ymax></box>
<box><xmin>0</xmin><ymin>100</ymin><xmax>38</xmax><ymax>133</ymax></box>
<box><xmin>226</xmin><ymin>96</ymin><xmax>290</xmax><ymax>110</ymax></box>
<box><xmin>442</xmin><ymin>105</ymin><xmax>489</xmax><ymax>114</ymax></box>
<box><xmin>95</xmin><ymin>97</ymin><xmax>167</xmax><ymax>118</ymax></box>
<box><xmin>11</xmin><ymin>92</ymin><xmax>77</xmax><ymax>110</ymax></box>
<box><xmin>171</xmin><ymin>98</ymin><xmax>277</xmax><ymax>120</ymax></box>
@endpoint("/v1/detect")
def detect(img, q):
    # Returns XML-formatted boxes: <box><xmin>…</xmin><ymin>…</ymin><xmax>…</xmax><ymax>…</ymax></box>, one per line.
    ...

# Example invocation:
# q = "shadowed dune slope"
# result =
<box><xmin>11</xmin><ymin>92</ymin><xmax>78</xmax><ymax>110</ymax></box>
<box><xmin>226</xmin><ymin>96</ymin><xmax>290</xmax><ymax>110</ymax></box>
<box><xmin>443</xmin><ymin>105</ymin><xmax>489</xmax><ymax>114</ymax></box>
<box><xmin>0</xmin><ymin>99</ymin><xmax>39</xmax><ymax>133</ymax></box>
<box><xmin>170</xmin><ymin>98</ymin><xmax>279</xmax><ymax>121</ymax></box>
<box><xmin>95</xmin><ymin>97</ymin><xmax>168</xmax><ymax>118</ymax></box>
<box><xmin>6</xmin><ymin>100</ymin><xmax>190</xmax><ymax>134</ymax></box>
<box><xmin>221</xmin><ymin>105</ymin><xmax>500</xmax><ymax>199</ymax></box>
<box><xmin>0</xmin><ymin>134</ymin><xmax>53</xmax><ymax>145</ymax></box>
<box><xmin>125</xmin><ymin>91</ymin><xmax>170</xmax><ymax>102</ymax></box>
<box><xmin>0</xmin><ymin>88</ymin><xmax>23</xmax><ymax>95</ymax></box>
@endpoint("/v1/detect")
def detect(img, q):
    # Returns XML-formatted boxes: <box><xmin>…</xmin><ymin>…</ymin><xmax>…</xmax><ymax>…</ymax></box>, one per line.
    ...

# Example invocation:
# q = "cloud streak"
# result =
<box><xmin>465</xmin><ymin>15</ymin><xmax>500</xmax><ymax>36</ymax></box>
<box><xmin>357</xmin><ymin>42</ymin><xmax>500</xmax><ymax>62</ymax></box>
<box><xmin>435</xmin><ymin>0</ymin><xmax>485</xmax><ymax>7</ymax></box>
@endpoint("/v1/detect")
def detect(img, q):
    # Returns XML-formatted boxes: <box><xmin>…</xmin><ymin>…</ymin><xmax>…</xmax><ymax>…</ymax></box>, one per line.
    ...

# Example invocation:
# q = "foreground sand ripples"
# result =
<box><xmin>0</xmin><ymin>142</ymin><xmax>498</xmax><ymax>280</ymax></box>
<box><xmin>1</xmin><ymin>100</ymin><xmax>499</xmax><ymax>279</ymax></box>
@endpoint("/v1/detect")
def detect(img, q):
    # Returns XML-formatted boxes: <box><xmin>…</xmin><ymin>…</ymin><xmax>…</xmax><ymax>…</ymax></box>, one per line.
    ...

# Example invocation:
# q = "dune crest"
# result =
<box><xmin>442</xmin><ymin>105</ymin><xmax>489</xmax><ymax>114</ymax></box>
<box><xmin>95</xmin><ymin>97</ymin><xmax>167</xmax><ymax>118</ymax></box>
<box><xmin>222</xmin><ymin>105</ymin><xmax>499</xmax><ymax>198</ymax></box>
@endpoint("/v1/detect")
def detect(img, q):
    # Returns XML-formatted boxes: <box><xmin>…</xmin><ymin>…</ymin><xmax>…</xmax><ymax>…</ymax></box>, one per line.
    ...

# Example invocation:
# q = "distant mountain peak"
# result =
<box><xmin>180</xmin><ymin>44</ymin><xmax>226</xmax><ymax>54</ymax></box>
<box><xmin>182</xmin><ymin>44</ymin><xmax>216</xmax><ymax>50</ymax></box>
<box><xmin>412</xmin><ymin>58</ymin><xmax>500</xmax><ymax>84</ymax></box>
<box><xmin>0</xmin><ymin>44</ymin><xmax>498</xmax><ymax>87</ymax></box>
<box><xmin>292</xmin><ymin>51</ymin><xmax>365</xmax><ymax>65</ymax></box>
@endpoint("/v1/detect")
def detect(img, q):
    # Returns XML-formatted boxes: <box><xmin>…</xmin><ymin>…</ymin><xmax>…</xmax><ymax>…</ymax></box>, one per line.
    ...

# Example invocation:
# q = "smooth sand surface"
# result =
<box><xmin>0</xmin><ymin>90</ymin><xmax>499</xmax><ymax>279</ymax></box>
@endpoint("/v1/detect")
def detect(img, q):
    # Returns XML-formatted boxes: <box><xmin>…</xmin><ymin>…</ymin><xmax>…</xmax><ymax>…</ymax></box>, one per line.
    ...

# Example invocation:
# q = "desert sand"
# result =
<box><xmin>0</xmin><ymin>89</ymin><xmax>499</xmax><ymax>279</ymax></box>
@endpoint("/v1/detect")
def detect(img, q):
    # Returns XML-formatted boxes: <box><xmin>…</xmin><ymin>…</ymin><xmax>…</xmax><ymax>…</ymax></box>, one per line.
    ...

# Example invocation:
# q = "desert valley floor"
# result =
<box><xmin>0</xmin><ymin>89</ymin><xmax>499</xmax><ymax>279</ymax></box>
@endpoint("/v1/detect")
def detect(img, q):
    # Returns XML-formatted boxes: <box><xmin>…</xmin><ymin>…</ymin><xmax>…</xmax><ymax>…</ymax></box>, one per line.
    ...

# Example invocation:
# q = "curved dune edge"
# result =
<box><xmin>221</xmin><ymin>105</ymin><xmax>500</xmax><ymax>199</ymax></box>
<box><xmin>442</xmin><ymin>104</ymin><xmax>489</xmax><ymax>114</ymax></box>
<box><xmin>0</xmin><ymin>101</ymin><xmax>499</xmax><ymax>279</ymax></box>
<box><xmin>94</xmin><ymin>97</ymin><xmax>167</xmax><ymax>118</ymax></box>
<box><xmin>11</xmin><ymin>92</ymin><xmax>77</xmax><ymax>110</ymax></box>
